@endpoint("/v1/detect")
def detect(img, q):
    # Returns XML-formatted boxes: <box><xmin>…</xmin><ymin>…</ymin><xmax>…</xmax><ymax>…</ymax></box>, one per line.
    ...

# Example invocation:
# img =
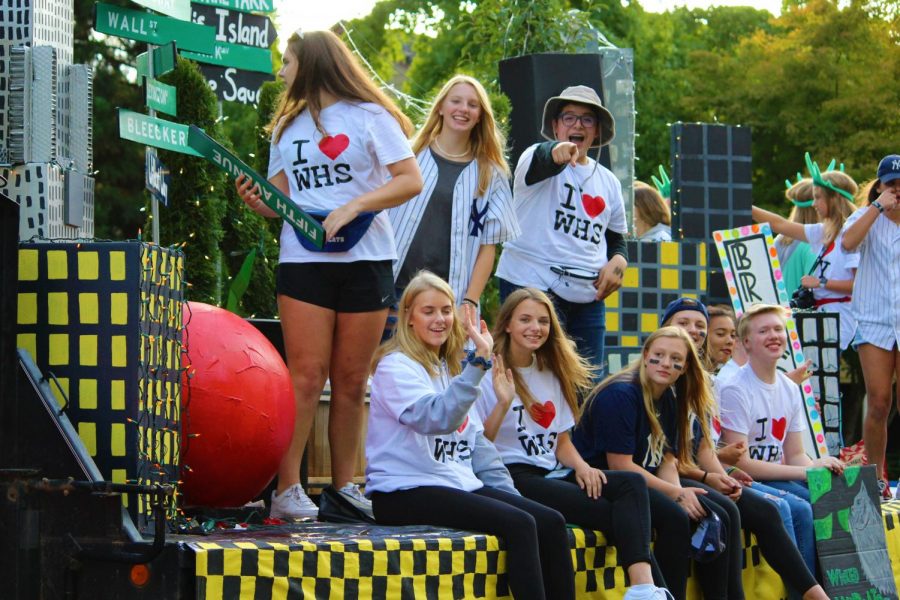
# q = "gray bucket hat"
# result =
<box><xmin>541</xmin><ymin>85</ymin><xmax>615</xmax><ymax>148</ymax></box>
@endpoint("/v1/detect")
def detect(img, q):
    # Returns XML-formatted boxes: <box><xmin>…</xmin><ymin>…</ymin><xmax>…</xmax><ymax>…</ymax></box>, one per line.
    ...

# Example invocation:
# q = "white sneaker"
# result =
<box><xmin>270</xmin><ymin>484</ymin><xmax>318</xmax><ymax>519</ymax></box>
<box><xmin>623</xmin><ymin>584</ymin><xmax>675</xmax><ymax>600</ymax></box>
<box><xmin>338</xmin><ymin>482</ymin><xmax>374</xmax><ymax>520</ymax></box>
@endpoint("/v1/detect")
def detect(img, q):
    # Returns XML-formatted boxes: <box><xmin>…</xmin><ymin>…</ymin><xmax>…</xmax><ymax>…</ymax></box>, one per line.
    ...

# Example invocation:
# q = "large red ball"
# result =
<box><xmin>180</xmin><ymin>302</ymin><xmax>294</xmax><ymax>507</ymax></box>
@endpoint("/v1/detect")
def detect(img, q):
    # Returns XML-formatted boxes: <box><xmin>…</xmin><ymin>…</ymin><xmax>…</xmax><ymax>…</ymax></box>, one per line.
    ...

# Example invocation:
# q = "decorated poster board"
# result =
<box><xmin>713</xmin><ymin>223</ymin><xmax>828</xmax><ymax>458</ymax></box>
<box><xmin>796</xmin><ymin>312</ymin><xmax>843</xmax><ymax>456</ymax></box>
<box><xmin>809</xmin><ymin>465</ymin><xmax>898</xmax><ymax>599</ymax></box>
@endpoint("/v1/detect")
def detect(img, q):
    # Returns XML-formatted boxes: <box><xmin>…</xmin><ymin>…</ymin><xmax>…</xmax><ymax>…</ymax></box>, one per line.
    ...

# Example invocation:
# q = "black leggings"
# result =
<box><xmin>681</xmin><ymin>480</ymin><xmax>744</xmax><ymax>600</ymax></box>
<box><xmin>371</xmin><ymin>485</ymin><xmax>574</xmax><ymax>600</ymax></box>
<box><xmin>646</xmin><ymin>487</ymin><xmax>692</xmax><ymax>600</ymax></box>
<box><xmin>507</xmin><ymin>465</ymin><xmax>654</xmax><ymax>570</ymax></box>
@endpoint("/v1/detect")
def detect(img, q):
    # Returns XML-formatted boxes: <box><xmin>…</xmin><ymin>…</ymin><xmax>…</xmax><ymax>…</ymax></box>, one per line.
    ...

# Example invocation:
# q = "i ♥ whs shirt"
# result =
<box><xmin>268</xmin><ymin>101</ymin><xmax>414</xmax><ymax>263</ymax></box>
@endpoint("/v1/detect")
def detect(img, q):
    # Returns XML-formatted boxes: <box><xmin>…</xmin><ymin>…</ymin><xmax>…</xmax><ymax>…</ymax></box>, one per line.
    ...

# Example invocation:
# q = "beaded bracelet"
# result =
<box><xmin>465</xmin><ymin>350</ymin><xmax>493</xmax><ymax>371</ymax></box>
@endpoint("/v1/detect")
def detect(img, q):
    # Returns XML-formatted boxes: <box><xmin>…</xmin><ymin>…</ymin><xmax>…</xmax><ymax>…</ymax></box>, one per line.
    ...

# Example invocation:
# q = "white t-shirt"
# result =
<box><xmin>496</xmin><ymin>144</ymin><xmax>628</xmax><ymax>303</ymax></box>
<box><xmin>803</xmin><ymin>222</ymin><xmax>859</xmax><ymax>348</ymax></box>
<box><xmin>719</xmin><ymin>364</ymin><xmax>807</xmax><ymax>464</ymax></box>
<box><xmin>475</xmin><ymin>363</ymin><xmax>575</xmax><ymax>471</ymax></box>
<box><xmin>268</xmin><ymin>101</ymin><xmax>414</xmax><ymax>263</ymax></box>
<box><xmin>365</xmin><ymin>352</ymin><xmax>484</xmax><ymax>494</ymax></box>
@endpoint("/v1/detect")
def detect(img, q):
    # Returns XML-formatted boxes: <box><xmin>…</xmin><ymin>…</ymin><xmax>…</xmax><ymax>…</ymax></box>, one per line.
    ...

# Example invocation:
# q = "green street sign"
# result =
<box><xmin>181</xmin><ymin>41</ymin><xmax>271</xmax><ymax>74</ymax></box>
<box><xmin>136</xmin><ymin>42</ymin><xmax>177</xmax><ymax>79</ymax></box>
<box><xmin>130</xmin><ymin>0</ymin><xmax>190</xmax><ymax>21</ymax></box>
<box><xmin>187</xmin><ymin>126</ymin><xmax>324</xmax><ymax>248</ymax></box>
<box><xmin>144</xmin><ymin>78</ymin><xmax>177</xmax><ymax>116</ymax></box>
<box><xmin>94</xmin><ymin>3</ymin><xmax>215</xmax><ymax>54</ymax></box>
<box><xmin>191</xmin><ymin>0</ymin><xmax>274</xmax><ymax>15</ymax></box>
<box><xmin>118</xmin><ymin>109</ymin><xmax>200</xmax><ymax>156</ymax></box>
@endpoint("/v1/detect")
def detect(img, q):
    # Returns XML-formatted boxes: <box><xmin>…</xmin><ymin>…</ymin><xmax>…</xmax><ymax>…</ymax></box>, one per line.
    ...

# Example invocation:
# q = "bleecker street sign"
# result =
<box><xmin>144</xmin><ymin>78</ymin><xmax>177</xmax><ymax>116</ymax></box>
<box><xmin>182</xmin><ymin>41</ymin><xmax>271</xmax><ymax>73</ymax></box>
<box><xmin>191</xmin><ymin>3</ymin><xmax>276</xmax><ymax>50</ymax></box>
<box><xmin>199</xmin><ymin>64</ymin><xmax>273</xmax><ymax>105</ymax></box>
<box><xmin>136</xmin><ymin>42</ymin><xmax>177</xmax><ymax>79</ymax></box>
<box><xmin>131</xmin><ymin>0</ymin><xmax>191</xmax><ymax>21</ymax></box>
<box><xmin>118</xmin><ymin>109</ymin><xmax>200</xmax><ymax>156</ymax></box>
<box><xmin>187</xmin><ymin>126</ymin><xmax>324</xmax><ymax>248</ymax></box>
<box><xmin>191</xmin><ymin>0</ymin><xmax>274</xmax><ymax>15</ymax></box>
<box><xmin>94</xmin><ymin>3</ymin><xmax>216</xmax><ymax>54</ymax></box>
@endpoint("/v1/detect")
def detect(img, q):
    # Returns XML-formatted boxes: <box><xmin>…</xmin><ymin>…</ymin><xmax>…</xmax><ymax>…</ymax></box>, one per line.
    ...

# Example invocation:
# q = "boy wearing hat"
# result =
<box><xmin>496</xmin><ymin>85</ymin><xmax>628</xmax><ymax>374</ymax></box>
<box><xmin>842</xmin><ymin>154</ymin><xmax>900</xmax><ymax>498</ymax></box>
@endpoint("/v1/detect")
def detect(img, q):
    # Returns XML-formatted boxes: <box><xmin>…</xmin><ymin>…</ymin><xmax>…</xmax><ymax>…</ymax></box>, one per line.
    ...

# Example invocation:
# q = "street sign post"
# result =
<box><xmin>191</xmin><ymin>0</ymin><xmax>274</xmax><ymax>14</ymax></box>
<box><xmin>145</xmin><ymin>148</ymin><xmax>171</xmax><ymax>206</ymax></box>
<box><xmin>187</xmin><ymin>126</ymin><xmax>324</xmax><ymax>248</ymax></box>
<box><xmin>131</xmin><ymin>0</ymin><xmax>191</xmax><ymax>21</ymax></box>
<box><xmin>136</xmin><ymin>42</ymin><xmax>177</xmax><ymax>79</ymax></box>
<box><xmin>191</xmin><ymin>3</ymin><xmax>276</xmax><ymax>50</ymax></box>
<box><xmin>118</xmin><ymin>109</ymin><xmax>200</xmax><ymax>156</ymax></box>
<box><xmin>198</xmin><ymin>64</ymin><xmax>273</xmax><ymax>105</ymax></box>
<box><xmin>181</xmin><ymin>40</ymin><xmax>271</xmax><ymax>73</ymax></box>
<box><xmin>94</xmin><ymin>2</ymin><xmax>216</xmax><ymax>53</ymax></box>
<box><xmin>144</xmin><ymin>78</ymin><xmax>178</xmax><ymax>116</ymax></box>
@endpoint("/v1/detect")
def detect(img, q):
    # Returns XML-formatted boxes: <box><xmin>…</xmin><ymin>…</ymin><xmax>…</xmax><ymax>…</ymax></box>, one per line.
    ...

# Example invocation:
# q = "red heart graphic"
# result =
<box><xmin>771</xmin><ymin>417</ymin><xmax>787</xmax><ymax>441</ymax></box>
<box><xmin>529</xmin><ymin>401</ymin><xmax>556</xmax><ymax>429</ymax></box>
<box><xmin>457</xmin><ymin>416</ymin><xmax>469</xmax><ymax>434</ymax></box>
<box><xmin>712</xmin><ymin>417</ymin><xmax>722</xmax><ymax>435</ymax></box>
<box><xmin>581</xmin><ymin>194</ymin><xmax>606</xmax><ymax>218</ymax></box>
<box><xmin>318</xmin><ymin>134</ymin><xmax>350</xmax><ymax>160</ymax></box>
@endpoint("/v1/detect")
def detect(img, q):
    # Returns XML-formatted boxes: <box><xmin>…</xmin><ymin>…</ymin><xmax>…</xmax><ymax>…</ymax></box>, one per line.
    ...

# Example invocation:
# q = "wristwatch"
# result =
<box><xmin>872</xmin><ymin>200</ymin><xmax>885</xmax><ymax>213</ymax></box>
<box><xmin>819</xmin><ymin>276</ymin><xmax>828</xmax><ymax>289</ymax></box>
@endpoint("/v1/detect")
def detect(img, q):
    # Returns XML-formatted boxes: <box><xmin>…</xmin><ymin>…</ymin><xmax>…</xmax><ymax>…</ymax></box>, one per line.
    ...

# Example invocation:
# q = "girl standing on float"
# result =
<box><xmin>841</xmin><ymin>154</ymin><xmax>900</xmax><ymax>499</ymax></box>
<box><xmin>390</xmin><ymin>75</ymin><xmax>519</xmax><ymax>309</ymax></box>
<box><xmin>476</xmin><ymin>288</ymin><xmax>670</xmax><ymax>600</ymax></box>
<box><xmin>774</xmin><ymin>178</ymin><xmax>819</xmax><ymax>296</ymax></box>
<box><xmin>752</xmin><ymin>167</ymin><xmax>859</xmax><ymax>349</ymax></box>
<box><xmin>366</xmin><ymin>272</ymin><xmax>575</xmax><ymax>600</ymax></box>
<box><xmin>236</xmin><ymin>30</ymin><xmax>423</xmax><ymax>519</ymax></box>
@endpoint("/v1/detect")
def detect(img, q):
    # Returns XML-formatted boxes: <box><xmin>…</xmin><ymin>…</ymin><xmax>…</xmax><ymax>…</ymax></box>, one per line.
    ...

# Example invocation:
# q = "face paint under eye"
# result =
<box><xmin>697</xmin><ymin>330</ymin><xmax>707</xmax><ymax>338</ymax></box>
<box><xmin>672</xmin><ymin>362</ymin><xmax>684</xmax><ymax>371</ymax></box>
<box><xmin>648</xmin><ymin>358</ymin><xmax>661</xmax><ymax>365</ymax></box>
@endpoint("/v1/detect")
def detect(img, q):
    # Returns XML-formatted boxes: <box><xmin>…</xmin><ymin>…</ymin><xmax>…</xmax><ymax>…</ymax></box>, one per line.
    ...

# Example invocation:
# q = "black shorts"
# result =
<box><xmin>276</xmin><ymin>260</ymin><xmax>395</xmax><ymax>313</ymax></box>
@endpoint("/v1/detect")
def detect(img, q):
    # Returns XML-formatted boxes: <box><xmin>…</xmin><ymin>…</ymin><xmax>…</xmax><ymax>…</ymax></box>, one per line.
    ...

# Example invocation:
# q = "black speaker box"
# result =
<box><xmin>499</xmin><ymin>53</ymin><xmax>610</xmax><ymax>171</ymax></box>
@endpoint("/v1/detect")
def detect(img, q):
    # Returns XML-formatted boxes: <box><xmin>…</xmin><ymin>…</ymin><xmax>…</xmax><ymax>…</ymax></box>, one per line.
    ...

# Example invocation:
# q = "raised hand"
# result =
<box><xmin>551</xmin><ymin>142</ymin><xmax>580</xmax><ymax>167</ymax></box>
<box><xmin>463</xmin><ymin>302</ymin><xmax>493</xmax><ymax>358</ymax></box>
<box><xmin>491</xmin><ymin>353</ymin><xmax>516</xmax><ymax>408</ymax></box>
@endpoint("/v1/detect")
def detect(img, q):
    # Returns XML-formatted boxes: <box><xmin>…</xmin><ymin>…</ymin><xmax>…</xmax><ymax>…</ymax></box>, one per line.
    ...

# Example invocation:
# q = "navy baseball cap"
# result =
<box><xmin>877</xmin><ymin>155</ymin><xmax>900</xmax><ymax>184</ymax></box>
<box><xmin>662</xmin><ymin>297</ymin><xmax>709</xmax><ymax>327</ymax></box>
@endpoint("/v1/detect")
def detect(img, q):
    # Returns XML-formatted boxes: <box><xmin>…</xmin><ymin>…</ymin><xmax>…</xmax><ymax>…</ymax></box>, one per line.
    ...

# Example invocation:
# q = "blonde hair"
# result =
<box><xmin>371</xmin><ymin>271</ymin><xmax>466</xmax><ymax>376</ymax></box>
<box><xmin>775</xmin><ymin>178</ymin><xmax>818</xmax><ymax>249</ymax></box>
<box><xmin>266</xmin><ymin>30</ymin><xmax>413</xmax><ymax>143</ymax></box>
<box><xmin>411</xmin><ymin>75</ymin><xmax>509</xmax><ymax>197</ymax></box>
<box><xmin>634</xmin><ymin>181</ymin><xmax>671</xmax><ymax>227</ymax></box>
<box><xmin>814</xmin><ymin>171</ymin><xmax>857</xmax><ymax>244</ymax></box>
<box><xmin>736</xmin><ymin>303</ymin><xmax>787</xmax><ymax>342</ymax></box>
<box><xmin>491</xmin><ymin>288</ymin><xmax>594</xmax><ymax>418</ymax></box>
<box><xmin>579</xmin><ymin>327</ymin><xmax>714</xmax><ymax>470</ymax></box>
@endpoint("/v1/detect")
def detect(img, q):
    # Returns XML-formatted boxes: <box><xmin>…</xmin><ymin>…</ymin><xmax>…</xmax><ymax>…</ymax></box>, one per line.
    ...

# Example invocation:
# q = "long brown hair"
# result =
<box><xmin>579</xmin><ymin>327</ymin><xmax>715</xmax><ymax>469</ymax></box>
<box><xmin>411</xmin><ymin>75</ymin><xmax>509</xmax><ymax>197</ymax></box>
<box><xmin>491</xmin><ymin>288</ymin><xmax>593</xmax><ymax>417</ymax></box>
<box><xmin>267</xmin><ymin>30</ymin><xmax>413</xmax><ymax>142</ymax></box>
<box><xmin>371</xmin><ymin>271</ymin><xmax>466</xmax><ymax>377</ymax></box>
<box><xmin>634</xmin><ymin>181</ymin><xmax>671</xmax><ymax>227</ymax></box>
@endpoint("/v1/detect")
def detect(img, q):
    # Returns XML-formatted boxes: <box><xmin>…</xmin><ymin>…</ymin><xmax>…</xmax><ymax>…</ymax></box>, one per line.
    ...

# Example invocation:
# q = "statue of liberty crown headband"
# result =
<box><xmin>799</xmin><ymin>152</ymin><xmax>854</xmax><ymax>202</ymax></box>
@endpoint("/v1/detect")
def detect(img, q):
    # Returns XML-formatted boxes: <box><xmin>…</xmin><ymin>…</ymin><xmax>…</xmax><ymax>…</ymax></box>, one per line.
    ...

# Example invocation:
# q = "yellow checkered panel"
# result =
<box><xmin>16</xmin><ymin>242</ymin><xmax>184</xmax><ymax>532</ymax></box>
<box><xmin>604</xmin><ymin>240</ymin><xmax>707</xmax><ymax>372</ymax></box>
<box><xmin>189</xmin><ymin>523</ymin><xmax>804</xmax><ymax>600</ymax></box>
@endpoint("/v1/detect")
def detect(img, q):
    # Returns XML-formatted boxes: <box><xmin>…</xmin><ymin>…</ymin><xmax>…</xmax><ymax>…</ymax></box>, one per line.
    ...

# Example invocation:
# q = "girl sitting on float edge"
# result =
<box><xmin>476</xmin><ymin>288</ymin><xmax>671</xmax><ymax>600</ymax></box>
<box><xmin>365</xmin><ymin>271</ymin><xmax>575</xmax><ymax>600</ymax></box>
